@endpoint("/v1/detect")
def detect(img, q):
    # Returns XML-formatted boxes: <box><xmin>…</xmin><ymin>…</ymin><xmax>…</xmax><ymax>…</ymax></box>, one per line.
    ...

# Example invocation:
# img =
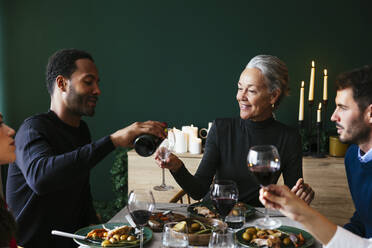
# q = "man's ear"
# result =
<box><xmin>56</xmin><ymin>75</ymin><xmax>67</xmax><ymax>92</ymax></box>
<box><xmin>367</xmin><ymin>104</ymin><xmax>372</xmax><ymax>124</ymax></box>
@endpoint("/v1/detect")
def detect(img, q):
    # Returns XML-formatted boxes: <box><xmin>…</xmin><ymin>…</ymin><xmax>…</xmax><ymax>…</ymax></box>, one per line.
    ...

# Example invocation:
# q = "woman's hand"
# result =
<box><xmin>291</xmin><ymin>178</ymin><xmax>315</xmax><ymax>204</ymax></box>
<box><xmin>154</xmin><ymin>152</ymin><xmax>184</xmax><ymax>173</ymax></box>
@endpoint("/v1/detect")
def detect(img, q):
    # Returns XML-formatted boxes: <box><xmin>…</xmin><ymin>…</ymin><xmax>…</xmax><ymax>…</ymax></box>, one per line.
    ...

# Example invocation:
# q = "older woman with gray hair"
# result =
<box><xmin>156</xmin><ymin>55</ymin><xmax>314</xmax><ymax>206</ymax></box>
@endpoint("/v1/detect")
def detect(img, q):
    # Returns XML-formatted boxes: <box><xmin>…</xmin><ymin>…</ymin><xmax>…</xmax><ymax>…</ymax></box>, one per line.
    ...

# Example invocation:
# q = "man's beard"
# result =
<box><xmin>66</xmin><ymin>85</ymin><xmax>96</xmax><ymax>117</ymax></box>
<box><xmin>338</xmin><ymin>115</ymin><xmax>370</xmax><ymax>145</ymax></box>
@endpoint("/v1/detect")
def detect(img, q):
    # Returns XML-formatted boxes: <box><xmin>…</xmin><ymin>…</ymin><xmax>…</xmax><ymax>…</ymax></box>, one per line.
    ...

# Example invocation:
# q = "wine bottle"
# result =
<box><xmin>134</xmin><ymin>134</ymin><xmax>163</xmax><ymax>157</ymax></box>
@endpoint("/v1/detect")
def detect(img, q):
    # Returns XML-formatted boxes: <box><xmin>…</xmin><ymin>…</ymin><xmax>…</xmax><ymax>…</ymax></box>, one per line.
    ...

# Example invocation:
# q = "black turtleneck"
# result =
<box><xmin>6</xmin><ymin>110</ymin><xmax>115</xmax><ymax>248</ymax></box>
<box><xmin>171</xmin><ymin>116</ymin><xmax>303</xmax><ymax>206</ymax></box>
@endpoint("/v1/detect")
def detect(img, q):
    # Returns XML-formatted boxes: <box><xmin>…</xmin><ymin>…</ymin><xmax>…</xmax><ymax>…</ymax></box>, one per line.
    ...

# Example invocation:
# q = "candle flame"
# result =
<box><xmin>301</xmin><ymin>81</ymin><xmax>305</xmax><ymax>87</ymax></box>
<box><xmin>324</xmin><ymin>69</ymin><xmax>327</xmax><ymax>76</ymax></box>
<box><xmin>318</xmin><ymin>102</ymin><xmax>322</xmax><ymax>110</ymax></box>
<box><xmin>312</xmin><ymin>61</ymin><xmax>315</xmax><ymax>67</ymax></box>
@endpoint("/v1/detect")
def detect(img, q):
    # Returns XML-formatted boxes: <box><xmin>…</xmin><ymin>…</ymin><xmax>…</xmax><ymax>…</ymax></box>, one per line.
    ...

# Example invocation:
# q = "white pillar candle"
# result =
<box><xmin>174</xmin><ymin>129</ymin><xmax>187</xmax><ymax>153</ymax></box>
<box><xmin>189</xmin><ymin>125</ymin><xmax>198</xmax><ymax>139</ymax></box>
<box><xmin>207</xmin><ymin>122</ymin><xmax>213</xmax><ymax>132</ymax></box>
<box><xmin>189</xmin><ymin>137</ymin><xmax>202</xmax><ymax>154</ymax></box>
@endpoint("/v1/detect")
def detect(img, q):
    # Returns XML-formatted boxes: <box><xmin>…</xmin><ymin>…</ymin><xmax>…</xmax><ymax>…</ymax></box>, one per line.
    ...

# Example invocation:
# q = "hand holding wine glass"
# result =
<box><xmin>154</xmin><ymin>129</ymin><xmax>176</xmax><ymax>191</ymax></box>
<box><xmin>127</xmin><ymin>189</ymin><xmax>155</xmax><ymax>248</ymax></box>
<box><xmin>210</xmin><ymin>180</ymin><xmax>239</xmax><ymax>224</ymax></box>
<box><xmin>248</xmin><ymin>145</ymin><xmax>281</xmax><ymax>229</ymax></box>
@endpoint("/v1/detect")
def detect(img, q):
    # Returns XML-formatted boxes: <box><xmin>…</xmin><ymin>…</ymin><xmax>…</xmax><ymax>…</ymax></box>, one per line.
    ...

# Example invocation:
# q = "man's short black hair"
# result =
<box><xmin>46</xmin><ymin>49</ymin><xmax>94</xmax><ymax>95</ymax></box>
<box><xmin>336</xmin><ymin>65</ymin><xmax>372</xmax><ymax>112</ymax></box>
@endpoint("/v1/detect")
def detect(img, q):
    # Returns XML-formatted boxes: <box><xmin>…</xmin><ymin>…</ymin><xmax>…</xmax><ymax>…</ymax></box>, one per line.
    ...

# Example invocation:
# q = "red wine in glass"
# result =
<box><xmin>130</xmin><ymin>210</ymin><xmax>152</xmax><ymax>226</ymax></box>
<box><xmin>127</xmin><ymin>189</ymin><xmax>155</xmax><ymax>248</ymax></box>
<box><xmin>249</xmin><ymin>166</ymin><xmax>280</xmax><ymax>186</ymax></box>
<box><xmin>212</xmin><ymin>197</ymin><xmax>237</xmax><ymax>219</ymax></box>
<box><xmin>210</xmin><ymin>180</ymin><xmax>238</xmax><ymax>222</ymax></box>
<box><xmin>248</xmin><ymin>145</ymin><xmax>281</xmax><ymax>229</ymax></box>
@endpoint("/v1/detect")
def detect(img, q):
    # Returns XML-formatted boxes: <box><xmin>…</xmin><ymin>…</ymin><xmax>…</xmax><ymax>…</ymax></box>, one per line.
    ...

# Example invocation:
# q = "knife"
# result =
<box><xmin>51</xmin><ymin>230</ymin><xmax>102</xmax><ymax>244</ymax></box>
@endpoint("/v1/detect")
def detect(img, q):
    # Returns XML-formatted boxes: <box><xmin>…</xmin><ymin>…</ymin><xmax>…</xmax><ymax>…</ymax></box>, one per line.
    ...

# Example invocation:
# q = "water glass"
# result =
<box><xmin>162</xmin><ymin>222</ymin><xmax>189</xmax><ymax>248</ymax></box>
<box><xmin>208</xmin><ymin>230</ymin><xmax>235</xmax><ymax>248</ymax></box>
<box><xmin>225</xmin><ymin>206</ymin><xmax>245</xmax><ymax>231</ymax></box>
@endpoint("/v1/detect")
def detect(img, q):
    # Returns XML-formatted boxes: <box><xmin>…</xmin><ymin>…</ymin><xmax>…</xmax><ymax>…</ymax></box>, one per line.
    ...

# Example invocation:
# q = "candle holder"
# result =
<box><xmin>307</xmin><ymin>100</ymin><xmax>314</xmax><ymax>133</ymax></box>
<box><xmin>322</xmin><ymin>99</ymin><xmax>328</xmax><ymax>131</ymax></box>
<box><xmin>312</xmin><ymin>122</ymin><xmax>326</xmax><ymax>158</ymax></box>
<box><xmin>299</xmin><ymin>120</ymin><xmax>310</xmax><ymax>155</ymax></box>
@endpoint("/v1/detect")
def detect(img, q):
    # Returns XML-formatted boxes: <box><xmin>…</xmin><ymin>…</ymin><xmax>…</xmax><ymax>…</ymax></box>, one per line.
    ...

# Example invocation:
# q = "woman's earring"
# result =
<box><xmin>272</xmin><ymin>104</ymin><xmax>275</xmax><ymax>108</ymax></box>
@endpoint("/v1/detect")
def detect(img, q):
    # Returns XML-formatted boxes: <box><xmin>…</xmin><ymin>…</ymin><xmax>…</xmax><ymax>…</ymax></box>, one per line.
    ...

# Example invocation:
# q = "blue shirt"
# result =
<box><xmin>344</xmin><ymin>144</ymin><xmax>372</xmax><ymax>238</ymax></box>
<box><xmin>358</xmin><ymin>147</ymin><xmax>372</xmax><ymax>163</ymax></box>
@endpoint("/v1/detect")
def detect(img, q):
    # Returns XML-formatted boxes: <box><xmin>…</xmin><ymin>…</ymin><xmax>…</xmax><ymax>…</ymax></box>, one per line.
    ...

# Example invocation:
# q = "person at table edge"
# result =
<box><xmin>261</xmin><ymin>63</ymin><xmax>372</xmax><ymax>248</ymax></box>
<box><xmin>6</xmin><ymin>49</ymin><xmax>167</xmax><ymax>248</ymax></box>
<box><xmin>156</xmin><ymin>55</ymin><xmax>314</xmax><ymax>206</ymax></box>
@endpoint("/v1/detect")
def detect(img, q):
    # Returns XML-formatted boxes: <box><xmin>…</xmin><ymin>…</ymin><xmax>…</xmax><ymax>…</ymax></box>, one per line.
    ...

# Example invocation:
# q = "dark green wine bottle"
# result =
<box><xmin>134</xmin><ymin>134</ymin><xmax>163</xmax><ymax>157</ymax></box>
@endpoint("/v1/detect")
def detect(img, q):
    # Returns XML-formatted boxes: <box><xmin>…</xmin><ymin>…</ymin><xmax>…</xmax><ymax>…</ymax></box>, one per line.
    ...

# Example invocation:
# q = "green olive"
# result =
<box><xmin>242</xmin><ymin>232</ymin><xmax>251</xmax><ymax>241</ymax></box>
<box><xmin>283</xmin><ymin>237</ymin><xmax>291</xmax><ymax>246</ymax></box>
<box><xmin>245</xmin><ymin>227</ymin><xmax>257</xmax><ymax>235</ymax></box>
<box><xmin>190</xmin><ymin>223</ymin><xmax>201</xmax><ymax>232</ymax></box>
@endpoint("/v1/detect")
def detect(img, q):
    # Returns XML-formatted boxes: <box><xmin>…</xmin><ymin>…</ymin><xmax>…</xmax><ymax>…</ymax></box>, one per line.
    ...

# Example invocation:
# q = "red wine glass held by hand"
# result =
<box><xmin>127</xmin><ymin>189</ymin><xmax>155</xmax><ymax>248</ymax></box>
<box><xmin>210</xmin><ymin>180</ymin><xmax>239</xmax><ymax>225</ymax></box>
<box><xmin>248</xmin><ymin>145</ymin><xmax>281</xmax><ymax>229</ymax></box>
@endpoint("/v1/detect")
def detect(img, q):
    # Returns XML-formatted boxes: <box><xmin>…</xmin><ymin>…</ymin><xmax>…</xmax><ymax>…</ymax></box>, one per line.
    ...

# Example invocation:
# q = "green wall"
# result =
<box><xmin>0</xmin><ymin>0</ymin><xmax>5</xmax><ymax>117</ymax></box>
<box><xmin>2</xmin><ymin>0</ymin><xmax>372</xmax><ymax>201</ymax></box>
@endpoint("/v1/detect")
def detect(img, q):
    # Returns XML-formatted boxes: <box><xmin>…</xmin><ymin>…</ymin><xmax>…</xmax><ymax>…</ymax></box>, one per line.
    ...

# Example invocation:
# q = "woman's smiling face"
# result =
<box><xmin>236</xmin><ymin>68</ymin><xmax>277</xmax><ymax>121</ymax></box>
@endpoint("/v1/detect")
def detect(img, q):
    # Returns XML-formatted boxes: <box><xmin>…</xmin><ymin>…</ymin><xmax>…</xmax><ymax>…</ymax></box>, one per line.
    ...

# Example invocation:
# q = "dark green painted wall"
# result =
<box><xmin>2</xmin><ymin>0</ymin><xmax>372</xmax><ymax>201</ymax></box>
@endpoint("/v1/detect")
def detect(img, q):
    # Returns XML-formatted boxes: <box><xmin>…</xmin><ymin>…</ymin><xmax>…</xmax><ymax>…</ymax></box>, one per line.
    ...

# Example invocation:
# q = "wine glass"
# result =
<box><xmin>127</xmin><ymin>189</ymin><xmax>155</xmax><ymax>248</ymax></box>
<box><xmin>162</xmin><ymin>221</ymin><xmax>189</xmax><ymax>248</ymax></box>
<box><xmin>154</xmin><ymin>129</ymin><xmax>176</xmax><ymax>191</ymax></box>
<box><xmin>208</xmin><ymin>229</ymin><xmax>235</xmax><ymax>248</ymax></box>
<box><xmin>210</xmin><ymin>180</ymin><xmax>239</xmax><ymax>224</ymax></box>
<box><xmin>247</xmin><ymin>145</ymin><xmax>281</xmax><ymax>229</ymax></box>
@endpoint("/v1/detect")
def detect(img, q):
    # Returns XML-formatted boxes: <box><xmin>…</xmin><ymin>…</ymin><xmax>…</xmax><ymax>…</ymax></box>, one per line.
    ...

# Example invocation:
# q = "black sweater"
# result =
<box><xmin>172</xmin><ymin>117</ymin><xmax>303</xmax><ymax>206</ymax></box>
<box><xmin>6</xmin><ymin>110</ymin><xmax>115</xmax><ymax>248</ymax></box>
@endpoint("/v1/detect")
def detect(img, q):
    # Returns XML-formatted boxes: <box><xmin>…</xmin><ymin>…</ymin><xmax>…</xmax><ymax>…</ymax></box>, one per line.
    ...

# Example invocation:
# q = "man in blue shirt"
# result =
<box><xmin>330</xmin><ymin>65</ymin><xmax>372</xmax><ymax>238</ymax></box>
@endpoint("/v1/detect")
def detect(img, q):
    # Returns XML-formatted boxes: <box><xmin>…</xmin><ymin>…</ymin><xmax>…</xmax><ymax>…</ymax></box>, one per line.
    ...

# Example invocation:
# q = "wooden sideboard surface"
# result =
<box><xmin>128</xmin><ymin>150</ymin><xmax>354</xmax><ymax>226</ymax></box>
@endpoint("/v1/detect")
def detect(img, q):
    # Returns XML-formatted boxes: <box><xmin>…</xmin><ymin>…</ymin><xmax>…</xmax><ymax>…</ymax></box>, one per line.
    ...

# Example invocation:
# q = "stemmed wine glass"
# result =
<box><xmin>154</xmin><ymin>129</ymin><xmax>176</xmax><ymax>191</ymax></box>
<box><xmin>210</xmin><ymin>180</ymin><xmax>239</xmax><ymax>225</ymax></box>
<box><xmin>127</xmin><ymin>189</ymin><xmax>155</xmax><ymax>248</ymax></box>
<box><xmin>247</xmin><ymin>145</ymin><xmax>281</xmax><ymax>229</ymax></box>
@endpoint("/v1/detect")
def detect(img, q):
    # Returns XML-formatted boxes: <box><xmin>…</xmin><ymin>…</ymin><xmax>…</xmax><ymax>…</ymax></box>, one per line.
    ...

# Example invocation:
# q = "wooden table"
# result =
<box><xmin>128</xmin><ymin>151</ymin><xmax>354</xmax><ymax>226</ymax></box>
<box><xmin>107</xmin><ymin>202</ymin><xmax>322</xmax><ymax>248</ymax></box>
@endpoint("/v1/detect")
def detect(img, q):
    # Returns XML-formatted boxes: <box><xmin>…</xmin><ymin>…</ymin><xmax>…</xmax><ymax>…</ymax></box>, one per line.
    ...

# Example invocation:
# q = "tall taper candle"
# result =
<box><xmin>308</xmin><ymin>61</ymin><xmax>315</xmax><ymax>101</ymax></box>
<box><xmin>323</xmin><ymin>69</ymin><xmax>328</xmax><ymax>101</ymax></box>
<box><xmin>299</xmin><ymin>81</ymin><xmax>305</xmax><ymax>121</ymax></box>
<box><xmin>317</xmin><ymin>102</ymin><xmax>322</xmax><ymax>123</ymax></box>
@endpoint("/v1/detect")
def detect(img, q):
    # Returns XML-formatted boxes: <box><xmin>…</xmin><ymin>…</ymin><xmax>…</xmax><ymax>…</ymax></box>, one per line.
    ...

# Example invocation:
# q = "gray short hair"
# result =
<box><xmin>246</xmin><ymin>55</ymin><xmax>289</xmax><ymax>108</ymax></box>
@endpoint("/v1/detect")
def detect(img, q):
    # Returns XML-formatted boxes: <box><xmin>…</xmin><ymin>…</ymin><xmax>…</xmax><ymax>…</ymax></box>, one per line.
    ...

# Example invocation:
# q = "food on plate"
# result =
<box><xmin>241</xmin><ymin>227</ymin><xmax>306</xmax><ymax>247</ymax></box>
<box><xmin>86</xmin><ymin>224</ymin><xmax>139</xmax><ymax>247</ymax></box>
<box><xmin>86</xmin><ymin>228</ymin><xmax>107</xmax><ymax>240</ymax></box>
<box><xmin>147</xmin><ymin>211</ymin><xmax>186</xmax><ymax>231</ymax></box>
<box><xmin>193</xmin><ymin>206</ymin><xmax>217</xmax><ymax>218</ymax></box>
